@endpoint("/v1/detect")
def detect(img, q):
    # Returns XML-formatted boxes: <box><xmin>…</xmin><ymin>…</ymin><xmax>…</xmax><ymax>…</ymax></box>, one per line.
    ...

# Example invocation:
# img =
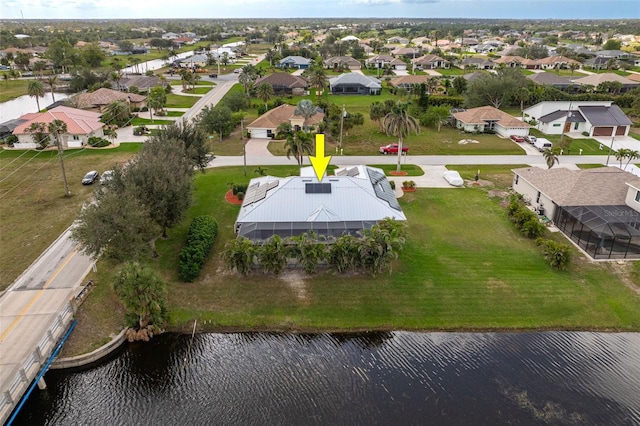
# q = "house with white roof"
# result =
<box><xmin>234</xmin><ymin>165</ymin><xmax>405</xmax><ymax>241</ymax></box>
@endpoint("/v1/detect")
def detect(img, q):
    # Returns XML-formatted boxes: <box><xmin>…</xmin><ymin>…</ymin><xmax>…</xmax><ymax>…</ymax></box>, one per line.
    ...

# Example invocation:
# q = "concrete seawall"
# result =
<box><xmin>50</xmin><ymin>328</ymin><xmax>127</xmax><ymax>370</ymax></box>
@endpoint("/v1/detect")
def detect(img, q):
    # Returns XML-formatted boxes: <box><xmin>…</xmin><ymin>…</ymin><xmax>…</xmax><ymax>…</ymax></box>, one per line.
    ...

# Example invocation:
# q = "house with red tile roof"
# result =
<box><xmin>12</xmin><ymin>106</ymin><xmax>104</xmax><ymax>149</ymax></box>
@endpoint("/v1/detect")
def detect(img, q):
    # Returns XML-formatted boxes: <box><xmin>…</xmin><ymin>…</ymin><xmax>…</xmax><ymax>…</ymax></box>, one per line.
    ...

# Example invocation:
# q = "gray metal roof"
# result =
<box><xmin>329</xmin><ymin>73</ymin><xmax>382</xmax><ymax>89</ymax></box>
<box><xmin>236</xmin><ymin>165</ymin><xmax>405</xmax><ymax>228</ymax></box>
<box><xmin>538</xmin><ymin>109</ymin><xmax>585</xmax><ymax>123</ymax></box>
<box><xmin>578</xmin><ymin>105</ymin><xmax>633</xmax><ymax>127</ymax></box>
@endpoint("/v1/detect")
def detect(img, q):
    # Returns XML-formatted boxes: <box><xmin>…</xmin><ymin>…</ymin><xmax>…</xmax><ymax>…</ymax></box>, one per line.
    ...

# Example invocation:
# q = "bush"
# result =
<box><xmin>389</xmin><ymin>180</ymin><xmax>396</xmax><ymax>190</ymax></box>
<box><xmin>5</xmin><ymin>134</ymin><xmax>18</xmax><ymax>147</ymax></box>
<box><xmin>537</xmin><ymin>238</ymin><xmax>572</xmax><ymax>270</ymax></box>
<box><xmin>507</xmin><ymin>194</ymin><xmax>545</xmax><ymax>239</ymax></box>
<box><xmin>87</xmin><ymin>136</ymin><xmax>110</xmax><ymax>148</ymax></box>
<box><xmin>232</xmin><ymin>183</ymin><xmax>248</xmax><ymax>195</ymax></box>
<box><xmin>237</xmin><ymin>192</ymin><xmax>245</xmax><ymax>200</ymax></box>
<box><xmin>178</xmin><ymin>216</ymin><xmax>218</xmax><ymax>282</ymax></box>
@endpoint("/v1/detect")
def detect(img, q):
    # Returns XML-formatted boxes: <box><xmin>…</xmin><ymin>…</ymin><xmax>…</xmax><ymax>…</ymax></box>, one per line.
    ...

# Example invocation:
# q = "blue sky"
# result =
<box><xmin>2</xmin><ymin>0</ymin><xmax>639</xmax><ymax>20</ymax></box>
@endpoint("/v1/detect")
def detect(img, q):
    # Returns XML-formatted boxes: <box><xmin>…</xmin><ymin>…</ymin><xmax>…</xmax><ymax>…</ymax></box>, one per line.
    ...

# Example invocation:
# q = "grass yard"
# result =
<box><xmin>0</xmin><ymin>79</ymin><xmax>30</xmax><ymax>102</ymax></box>
<box><xmin>14</xmin><ymin>161</ymin><xmax>640</xmax><ymax>356</ymax></box>
<box><xmin>191</xmin><ymin>86</ymin><xmax>213</xmax><ymax>95</ymax></box>
<box><xmin>165</xmin><ymin>110</ymin><xmax>185</xmax><ymax>117</ymax></box>
<box><xmin>130</xmin><ymin>117</ymin><xmax>175</xmax><ymax>126</ymax></box>
<box><xmin>143</xmin><ymin>168</ymin><xmax>640</xmax><ymax>334</ymax></box>
<box><xmin>165</xmin><ymin>93</ymin><xmax>200</xmax><ymax>108</ymax></box>
<box><xmin>0</xmin><ymin>144</ymin><xmax>142</xmax><ymax>290</ymax></box>
<box><xmin>528</xmin><ymin>128</ymin><xmax>609</xmax><ymax>155</ymax></box>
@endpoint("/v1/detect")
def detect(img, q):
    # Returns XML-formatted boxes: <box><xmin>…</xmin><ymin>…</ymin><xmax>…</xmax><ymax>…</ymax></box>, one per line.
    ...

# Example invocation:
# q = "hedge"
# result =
<box><xmin>178</xmin><ymin>216</ymin><xmax>218</xmax><ymax>282</ymax></box>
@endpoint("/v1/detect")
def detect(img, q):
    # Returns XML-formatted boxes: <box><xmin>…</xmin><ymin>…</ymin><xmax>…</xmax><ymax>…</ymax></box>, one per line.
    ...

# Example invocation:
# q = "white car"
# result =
<box><xmin>443</xmin><ymin>170</ymin><xmax>464</xmax><ymax>187</ymax></box>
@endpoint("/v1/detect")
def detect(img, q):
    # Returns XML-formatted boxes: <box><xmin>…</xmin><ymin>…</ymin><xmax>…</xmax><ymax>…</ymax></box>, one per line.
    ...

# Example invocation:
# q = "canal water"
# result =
<box><xmin>13</xmin><ymin>332</ymin><xmax>640</xmax><ymax>425</ymax></box>
<box><xmin>0</xmin><ymin>93</ymin><xmax>68</xmax><ymax>123</ymax></box>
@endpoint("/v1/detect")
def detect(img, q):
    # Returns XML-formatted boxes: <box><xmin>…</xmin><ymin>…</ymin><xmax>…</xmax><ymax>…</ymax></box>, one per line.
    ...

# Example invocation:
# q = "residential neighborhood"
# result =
<box><xmin>1</xmin><ymin>16</ymin><xmax>640</xmax><ymax>425</ymax></box>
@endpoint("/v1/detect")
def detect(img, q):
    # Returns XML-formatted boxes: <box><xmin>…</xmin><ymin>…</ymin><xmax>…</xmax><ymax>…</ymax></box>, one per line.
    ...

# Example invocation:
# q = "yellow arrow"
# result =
<box><xmin>309</xmin><ymin>133</ymin><xmax>332</xmax><ymax>182</ymax></box>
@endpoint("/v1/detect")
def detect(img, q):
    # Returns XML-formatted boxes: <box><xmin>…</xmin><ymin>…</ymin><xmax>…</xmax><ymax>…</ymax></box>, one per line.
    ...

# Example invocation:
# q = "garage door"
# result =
<box><xmin>250</xmin><ymin>129</ymin><xmax>269</xmax><ymax>139</ymax></box>
<box><xmin>593</xmin><ymin>127</ymin><xmax>614</xmax><ymax>137</ymax></box>
<box><xmin>616</xmin><ymin>126</ymin><xmax>626</xmax><ymax>135</ymax></box>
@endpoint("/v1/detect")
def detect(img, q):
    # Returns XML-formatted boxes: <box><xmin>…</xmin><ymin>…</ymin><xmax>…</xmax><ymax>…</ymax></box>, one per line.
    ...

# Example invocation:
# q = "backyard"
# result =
<box><xmin>59</xmin><ymin>164</ymin><xmax>640</xmax><ymax>355</ymax></box>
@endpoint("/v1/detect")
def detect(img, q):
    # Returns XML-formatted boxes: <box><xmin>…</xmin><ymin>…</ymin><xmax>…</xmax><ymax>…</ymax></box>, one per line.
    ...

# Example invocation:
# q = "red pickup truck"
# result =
<box><xmin>379</xmin><ymin>143</ymin><xmax>409</xmax><ymax>155</ymax></box>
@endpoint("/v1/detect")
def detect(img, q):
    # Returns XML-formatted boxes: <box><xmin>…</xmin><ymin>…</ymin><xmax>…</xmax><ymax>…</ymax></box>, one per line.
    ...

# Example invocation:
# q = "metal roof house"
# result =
<box><xmin>234</xmin><ymin>165</ymin><xmax>406</xmax><ymax>241</ymax></box>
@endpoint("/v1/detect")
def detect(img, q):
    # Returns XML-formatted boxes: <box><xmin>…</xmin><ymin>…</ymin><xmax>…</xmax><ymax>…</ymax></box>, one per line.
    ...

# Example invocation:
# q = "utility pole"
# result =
<box><xmin>606</xmin><ymin>126</ymin><xmax>617</xmax><ymax>166</ymax></box>
<box><xmin>339</xmin><ymin>104</ymin><xmax>346</xmax><ymax>151</ymax></box>
<box><xmin>242</xmin><ymin>119</ymin><xmax>247</xmax><ymax>176</ymax></box>
<box><xmin>55</xmin><ymin>130</ymin><xmax>70</xmax><ymax>197</ymax></box>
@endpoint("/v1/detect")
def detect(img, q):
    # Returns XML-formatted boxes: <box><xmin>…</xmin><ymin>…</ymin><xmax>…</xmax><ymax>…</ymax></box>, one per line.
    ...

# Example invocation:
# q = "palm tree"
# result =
<box><xmin>45</xmin><ymin>75</ymin><xmax>58</xmax><ymax>103</ymax></box>
<box><xmin>515</xmin><ymin>87</ymin><xmax>530</xmax><ymax>119</ymax></box>
<box><xmin>294</xmin><ymin>99</ymin><xmax>321</xmax><ymax>132</ymax></box>
<box><xmin>285</xmin><ymin>131</ymin><xmax>313</xmax><ymax>166</ymax></box>
<box><xmin>239</xmin><ymin>64</ymin><xmax>258</xmax><ymax>96</ymax></box>
<box><xmin>307</xmin><ymin>66</ymin><xmax>327</xmax><ymax>99</ymax></box>
<box><xmin>382</xmin><ymin>102</ymin><xmax>420</xmax><ymax>173</ymax></box>
<box><xmin>569</xmin><ymin>62</ymin><xmax>580</xmax><ymax>78</ymax></box>
<box><xmin>625</xmin><ymin>150</ymin><xmax>639</xmax><ymax>170</ymax></box>
<box><xmin>256</xmin><ymin>82</ymin><xmax>274</xmax><ymax>110</ymax></box>
<box><xmin>102</xmin><ymin>99</ymin><xmax>133</xmax><ymax>128</ymax></box>
<box><xmin>258</xmin><ymin>235</ymin><xmax>287</xmax><ymax>275</ymax></box>
<box><xmin>222</xmin><ymin>237</ymin><xmax>256</xmax><ymax>275</ymax></box>
<box><xmin>543</xmin><ymin>148</ymin><xmax>559</xmax><ymax>169</ymax></box>
<box><xmin>27</xmin><ymin>80</ymin><xmax>45</xmax><ymax>112</ymax></box>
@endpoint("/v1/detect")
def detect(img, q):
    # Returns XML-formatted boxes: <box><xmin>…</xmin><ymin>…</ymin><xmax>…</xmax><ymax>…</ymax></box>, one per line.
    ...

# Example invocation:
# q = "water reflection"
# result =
<box><xmin>13</xmin><ymin>332</ymin><xmax>640</xmax><ymax>425</ymax></box>
<box><xmin>0</xmin><ymin>93</ymin><xmax>68</xmax><ymax>122</ymax></box>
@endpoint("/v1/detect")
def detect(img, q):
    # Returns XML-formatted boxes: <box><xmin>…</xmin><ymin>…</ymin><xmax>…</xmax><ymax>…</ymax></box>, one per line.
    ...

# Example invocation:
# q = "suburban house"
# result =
<box><xmin>254</xmin><ymin>73</ymin><xmax>308</xmax><ymax>95</ymax></box>
<box><xmin>365</xmin><ymin>55</ymin><xmax>406</xmax><ymax>70</ymax></box>
<box><xmin>176</xmin><ymin>54</ymin><xmax>209</xmax><ymax>69</ymax></box>
<box><xmin>451</xmin><ymin>106</ymin><xmax>531</xmax><ymax>137</ymax></box>
<box><xmin>391</xmin><ymin>47</ymin><xmax>423</xmax><ymax>59</ymax></box>
<box><xmin>411</xmin><ymin>54</ymin><xmax>450</xmax><ymax>69</ymax></box>
<box><xmin>512</xmin><ymin>166</ymin><xmax>640</xmax><ymax>260</ymax></box>
<box><xmin>387</xmin><ymin>36</ymin><xmax>409</xmax><ymax>45</ymax></box>
<box><xmin>388</xmin><ymin>75</ymin><xmax>432</xmax><ymax>91</ymax></box>
<box><xmin>460</xmin><ymin>57</ymin><xmax>495</xmax><ymax>70</ymax></box>
<box><xmin>526</xmin><ymin>73</ymin><xmax>577</xmax><ymax>90</ymax></box>
<box><xmin>523</xmin><ymin>101</ymin><xmax>632</xmax><ymax>137</ymax></box>
<box><xmin>493</xmin><ymin>55</ymin><xmax>539</xmax><ymax>69</ymax></box>
<box><xmin>116</xmin><ymin>75</ymin><xmax>161</xmax><ymax>92</ymax></box>
<box><xmin>573</xmin><ymin>73</ymin><xmax>639</xmax><ymax>93</ymax></box>
<box><xmin>535</xmin><ymin>55</ymin><xmax>581</xmax><ymax>70</ymax></box>
<box><xmin>246</xmin><ymin>104</ymin><xmax>324</xmax><ymax>139</ymax></box>
<box><xmin>234</xmin><ymin>165</ymin><xmax>406</xmax><ymax>241</ymax></box>
<box><xmin>323</xmin><ymin>56</ymin><xmax>362</xmax><ymax>70</ymax></box>
<box><xmin>11</xmin><ymin>106</ymin><xmax>104</xmax><ymax>149</ymax></box>
<box><xmin>278</xmin><ymin>56</ymin><xmax>311</xmax><ymax>69</ymax></box>
<box><xmin>329</xmin><ymin>73</ymin><xmax>382</xmax><ymax>95</ymax></box>
<box><xmin>72</xmin><ymin>88</ymin><xmax>147</xmax><ymax>112</ymax></box>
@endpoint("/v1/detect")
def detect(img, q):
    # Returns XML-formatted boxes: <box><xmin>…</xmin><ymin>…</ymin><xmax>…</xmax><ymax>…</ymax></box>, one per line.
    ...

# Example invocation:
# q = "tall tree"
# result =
<box><xmin>294</xmin><ymin>99</ymin><xmax>321</xmax><ymax>132</ymax></box>
<box><xmin>465</xmin><ymin>68</ymin><xmax>528</xmax><ymax>109</ymax></box>
<box><xmin>102</xmin><ymin>99</ymin><xmax>133</xmax><ymax>127</ymax></box>
<box><xmin>27</xmin><ymin>80</ymin><xmax>45</xmax><ymax>112</ymax></box>
<box><xmin>197</xmin><ymin>104</ymin><xmax>234</xmax><ymax>142</ymax></box>
<box><xmin>382</xmin><ymin>102</ymin><xmax>420</xmax><ymax>173</ymax></box>
<box><xmin>307</xmin><ymin>66</ymin><xmax>327</xmax><ymax>99</ymax></box>
<box><xmin>285</xmin><ymin>131</ymin><xmax>314</xmax><ymax>166</ymax></box>
<box><xmin>543</xmin><ymin>148</ymin><xmax>559</xmax><ymax>169</ymax></box>
<box><xmin>112</xmin><ymin>261</ymin><xmax>167</xmax><ymax>330</ymax></box>
<box><xmin>239</xmin><ymin>64</ymin><xmax>258</xmax><ymax>96</ymax></box>
<box><xmin>256</xmin><ymin>82</ymin><xmax>274</xmax><ymax>110</ymax></box>
<box><xmin>147</xmin><ymin>86</ymin><xmax>167</xmax><ymax>120</ymax></box>
<box><xmin>129</xmin><ymin>133</ymin><xmax>195</xmax><ymax>238</ymax></box>
<box><xmin>45</xmin><ymin>75</ymin><xmax>59</xmax><ymax>103</ymax></box>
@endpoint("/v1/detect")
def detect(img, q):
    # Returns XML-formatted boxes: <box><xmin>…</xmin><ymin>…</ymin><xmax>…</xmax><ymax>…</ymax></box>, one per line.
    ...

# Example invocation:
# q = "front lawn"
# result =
<box><xmin>165</xmin><ymin>93</ymin><xmax>200</xmax><ymax>108</ymax></box>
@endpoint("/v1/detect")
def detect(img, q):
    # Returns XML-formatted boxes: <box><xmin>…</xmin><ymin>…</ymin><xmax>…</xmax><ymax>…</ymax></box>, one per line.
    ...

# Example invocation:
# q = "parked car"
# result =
<box><xmin>233</xmin><ymin>68</ymin><xmax>241</xmax><ymax>74</ymax></box>
<box><xmin>99</xmin><ymin>170</ymin><xmax>114</xmax><ymax>185</ymax></box>
<box><xmin>82</xmin><ymin>170</ymin><xmax>99</xmax><ymax>185</ymax></box>
<box><xmin>509</xmin><ymin>135</ymin><xmax>526</xmax><ymax>143</ymax></box>
<box><xmin>534</xmin><ymin>138</ymin><xmax>553</xmax><ymax>152</ymax></box>
<box><xmin>524</xmin><ymin>135</ymin><xmax>537</xmax><ymax>144</ymax></box>
<box><xmin>379</xmin><ymin>143</ymin><xmax>409</xmax><ymax>155</ymax></box>
<box><xmin>209</xmin><ymin>73</ymin><xmax>218</xmax><ymax>78</ymax></box>
<box><xmin>443</xmin><ymin>170</ymin><xmax>464</xmax><ymax>187</ymax></box>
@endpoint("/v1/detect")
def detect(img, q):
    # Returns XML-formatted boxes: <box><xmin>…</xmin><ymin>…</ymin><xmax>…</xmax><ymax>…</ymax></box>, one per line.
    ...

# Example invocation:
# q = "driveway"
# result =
<box><xmin>593</xmin><ymin>135</ymin><xmax>640</xmax><ymax>151</ymax></box>
<box><xmin>244</xmin><ymin>138</ymin><xmax>273</xmax><ymax>156</ymax></box>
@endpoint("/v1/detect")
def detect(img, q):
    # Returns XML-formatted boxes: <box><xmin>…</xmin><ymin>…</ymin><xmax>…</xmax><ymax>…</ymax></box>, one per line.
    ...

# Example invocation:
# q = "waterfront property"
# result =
<box><xmin>234</xmin><ymin>165</ymin><xmax>405</xmax><ymax>240</ymax></box>
<box><xmin>328</xmin><ymin>73</ymin><xmax>382</xmax><ymax>95</ymax></box>
<box><xmin>11</xmin><ymin>106</ymin><xmax>104</xmax><ymax>149</ymax></box>
<box><xmin>512</xmin><ymin>166</ymin><xmax>640</xmax><ymax>259</ymax></box>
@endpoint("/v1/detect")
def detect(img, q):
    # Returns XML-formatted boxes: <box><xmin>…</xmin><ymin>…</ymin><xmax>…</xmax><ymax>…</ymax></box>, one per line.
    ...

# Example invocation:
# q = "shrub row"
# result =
<box><xmin>222</xmin><ymin>219</ymin><xmax>407</xmax><ymax>277</ymax></box>
<box><xmin>506</xmin><ymin>194</ymin><xmax>572</xmax><ymax>270</ymax></box>
<box><xmin>178</xmin><ymin>216</ymin><xmax>218</xmax><ymax>282</ymax></box>
<box><xmin>88</xmin><ymin>136</ymin><xmax>110</xmax><ymax>148</ymax></box>
<box><xmin>507</xmin><ymin>194</ymin><xmax>545</xmax><ymax>239</ymax></box>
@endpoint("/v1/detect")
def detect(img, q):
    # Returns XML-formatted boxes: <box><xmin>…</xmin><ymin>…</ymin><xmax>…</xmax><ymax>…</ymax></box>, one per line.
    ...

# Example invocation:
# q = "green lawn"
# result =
<box><xmin>0</xmin><ymin>79</ymin><xmax>30</xmax><ymax>102</ymax></box>
<box><xmin>130</xmin><ymin>117</ymin><xmax>175</xmax><ymax>126</ymax></box>
<box><xmin>528</xmin><ymin>129</ymin><xmax>609</xmax><ymax>155</ymax></box>
<box><xmin>165</xmin><ymin>93</ymin><xmax>200</xmax><ymax>108</ymax></box>
<box><xmin>0</xmin><ymin>144</ymin><xmax>143</xmax><ymax>290</ymax></box>
<box><xmin>165</xmin><ymin>110</ymin><xmax>185</xmax><ymax>117</ymax></box>
<box><xmin>140</xmin><ymin>167</ymin><xmax>640</xmax><ymax>333</ymax></box>
<box><xmin>191</xmin><ymin>86</ymin><xmax>213</xmax><ymax>95</ymax></box>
